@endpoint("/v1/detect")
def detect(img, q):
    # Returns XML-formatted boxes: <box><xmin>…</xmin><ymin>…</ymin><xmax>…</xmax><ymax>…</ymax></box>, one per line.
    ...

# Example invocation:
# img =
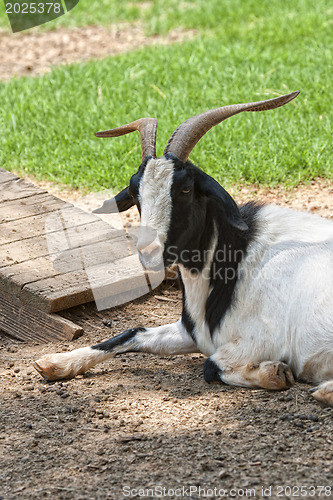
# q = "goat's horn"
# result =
<box><xmin>95</xmin><ymin>117</ymin><xmax>157</xmax><ymax>161</ymax></box>
<box><xmin>164</xmin><ymin>91</ymin><xmax>300</xmax><ymax>163</ymax></box>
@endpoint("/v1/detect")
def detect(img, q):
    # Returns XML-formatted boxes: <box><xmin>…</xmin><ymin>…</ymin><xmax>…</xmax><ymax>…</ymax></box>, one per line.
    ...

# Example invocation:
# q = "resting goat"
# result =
<box><xmin>34</xmin><ymin>91</ymin><xmax>333</xmax><ymax>407</ymax></box>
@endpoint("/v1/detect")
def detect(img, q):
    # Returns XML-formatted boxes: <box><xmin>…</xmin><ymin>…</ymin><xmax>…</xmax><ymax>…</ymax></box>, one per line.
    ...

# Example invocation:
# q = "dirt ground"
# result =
<box><xmin>1</xmin><ymin>19</ymin><xmax>332</xmax><ymax>500</ymax></box>
<box><xmin>0</xmin><ymin>22</ymin><xmax>196</xmax><ymax>81</ymax></box>
<box><xmin>1</xmin><ymin>180</ymin><xmax>332</xmax><ymax>500</ymax></box>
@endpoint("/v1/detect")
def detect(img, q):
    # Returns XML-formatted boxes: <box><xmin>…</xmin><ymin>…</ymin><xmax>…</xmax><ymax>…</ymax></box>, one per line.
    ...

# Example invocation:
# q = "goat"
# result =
<box><xmin>34</xmin><ymin>91</ymin><xmax>333</xmax><ymax>407</ymax></box>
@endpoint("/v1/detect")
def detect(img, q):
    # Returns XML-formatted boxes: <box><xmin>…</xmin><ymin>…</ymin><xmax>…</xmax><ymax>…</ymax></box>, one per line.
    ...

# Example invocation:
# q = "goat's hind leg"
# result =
<box><xmin>204</xmin><ymin>345</ymin><xmax>295</xmax><ymax>390</ymax></box>
<box><xmin>34</xmin><ymin>321</ymin><xmax>198</xmax><ymax>381</ymax></box>
<box><xmin>310</xmin><ymin>381</ymin><xmax>333</xmax><ymax>407</ymax></box>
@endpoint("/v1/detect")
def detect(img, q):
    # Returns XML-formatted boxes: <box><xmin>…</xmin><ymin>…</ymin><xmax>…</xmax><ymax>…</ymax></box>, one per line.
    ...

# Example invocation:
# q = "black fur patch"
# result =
<box><xmin>163</xmin><ymin>153</ymin><xmax>263</xmax><ymax>338</ymax></box>
<box><xmin>204</xmin><ymin>358</ymin><xmax>222</xmax><ymax>383</ymax></box>
<box><xmin>205</xmin><ymin>201</ymin><xmax>263</xmax><ymax>335</ymax></box>
<box><xmin>91</xmin><ymin>327</ymin><xmax>146</xmax><ymax>353</ymax></box>
<box><xmin>179</xmin><ymin>272</ymin><xmax>196</xmax><ymax>340</ymax></box>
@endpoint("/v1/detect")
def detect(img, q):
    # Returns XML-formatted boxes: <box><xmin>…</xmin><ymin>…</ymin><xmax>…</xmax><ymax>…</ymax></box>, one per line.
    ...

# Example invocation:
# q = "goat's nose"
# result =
<box><xmin>137</xmin><ymin>242</ymin><xmax>162</xmax><ymax>260</ymax></box>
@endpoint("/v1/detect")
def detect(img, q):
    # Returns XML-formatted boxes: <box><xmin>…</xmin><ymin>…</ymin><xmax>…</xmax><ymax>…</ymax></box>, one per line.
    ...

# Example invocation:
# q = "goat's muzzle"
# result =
<box><xmin>137</xmin><ymin>241</ymin><xmax>164</xmax><ymax>271</ymax></box>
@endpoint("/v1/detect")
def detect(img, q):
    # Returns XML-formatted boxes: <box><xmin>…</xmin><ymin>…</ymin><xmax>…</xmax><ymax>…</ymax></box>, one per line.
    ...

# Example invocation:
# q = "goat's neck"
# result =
<box><xmin>179</xmin><ymin>208</ymin><xmax>249</xmax><ymax>336</ymax></box>
<box><xmin>178</xmin><ymin>224</ymin><xmax>217</xmax><ymax>330</ymax></box>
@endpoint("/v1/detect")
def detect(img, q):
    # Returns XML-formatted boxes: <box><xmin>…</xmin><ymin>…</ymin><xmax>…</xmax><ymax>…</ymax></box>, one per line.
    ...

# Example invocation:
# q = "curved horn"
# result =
<box><xmin>95</xmin><ymin>117</ymin><xmax>157</xmax><ymax>161</ymax></box>
<box><xmin>164</xmin><ymin>91</ymin><xmax>300</xmax><ymax>162</ymax></box>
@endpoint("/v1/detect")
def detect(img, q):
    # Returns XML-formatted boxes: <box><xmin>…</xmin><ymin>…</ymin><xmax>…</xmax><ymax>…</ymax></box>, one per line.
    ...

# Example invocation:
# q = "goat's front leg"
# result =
<box><xmin>204</xmin><ymin>344</ymin><xmax>295</xmax><ymax>391</ymax></box>
<box><xmin>34</xmin><ymin>320</ymin><xmax>198</xmax><ymax>381</ymax></box>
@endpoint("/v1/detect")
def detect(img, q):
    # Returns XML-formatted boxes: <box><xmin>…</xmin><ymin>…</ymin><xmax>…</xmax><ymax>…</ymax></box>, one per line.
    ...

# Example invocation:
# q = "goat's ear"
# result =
<box><xmin>93</xmin><ymin>187</ymin><xmax>135</xmax><ymax>214</ymax></box>
<box><xmin>199</xmin><ymin>174</ymin><xmax>248</xmax><ymax>232</ymax></box>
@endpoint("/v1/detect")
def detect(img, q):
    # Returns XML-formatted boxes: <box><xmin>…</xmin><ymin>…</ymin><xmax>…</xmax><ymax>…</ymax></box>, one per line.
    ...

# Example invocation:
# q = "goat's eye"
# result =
<box><xmin>181</xmin><ymin>188</ymin><xmax>191</xmax><ymax>194</ymax></box>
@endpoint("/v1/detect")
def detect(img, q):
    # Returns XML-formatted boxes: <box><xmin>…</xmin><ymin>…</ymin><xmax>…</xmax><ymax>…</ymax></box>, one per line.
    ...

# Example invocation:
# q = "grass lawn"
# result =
<box><xmin>0</xmin><ymin>0</ymin><xmax>332</xmax><ymax>191</ymax></box>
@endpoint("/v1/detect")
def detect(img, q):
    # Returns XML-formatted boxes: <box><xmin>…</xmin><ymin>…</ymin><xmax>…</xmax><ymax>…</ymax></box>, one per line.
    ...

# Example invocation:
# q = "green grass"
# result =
<box><xmin>0</xmin><ymin>0</ymin><xmax>332</xmax><ymax>191</ymax></box>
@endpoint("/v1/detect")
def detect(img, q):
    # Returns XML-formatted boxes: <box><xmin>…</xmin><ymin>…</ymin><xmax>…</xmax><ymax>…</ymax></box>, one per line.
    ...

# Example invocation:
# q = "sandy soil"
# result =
<box><xmin>1</xmin><ymin>179</ymin><xmax>332</xmax><ymax>500</ymax></box>
<box><xmin>0</xmin><ymin>22</ymin><xmax>196</xmax><ymax>81</ymax></box>
<box><xmin>0</xmin><ymin>19</ymin><xmax>332</xmax><ymax>499</ymax></box>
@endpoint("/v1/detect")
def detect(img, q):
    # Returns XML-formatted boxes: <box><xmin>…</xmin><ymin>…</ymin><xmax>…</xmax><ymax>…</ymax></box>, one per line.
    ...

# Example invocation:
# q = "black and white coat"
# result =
<box><xmin>35</xmin><ymin>154</ymin><xmax>333</xmax><ymax>407</ymax></box>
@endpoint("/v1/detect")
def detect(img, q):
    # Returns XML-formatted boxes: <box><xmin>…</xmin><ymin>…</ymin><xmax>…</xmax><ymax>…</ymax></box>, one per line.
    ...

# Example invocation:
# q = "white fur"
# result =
<box><xmin>139</xmin><ymin>157</ymin><xmax>174</xmax><ymax>246</ymax></box>
<box><xmin>135</xmin><ymin>320</ymin><xmax>199</xmax><ymax>355</ymax></box>
<box><xmin>191</xmin><ymin>205</ymin><xmax>333</xmax><ymax>382</ymax></box>
<box><xmin>35</xmin><ymin>197</ymin><xmax>333</xmax><ymax>403</ymax></box>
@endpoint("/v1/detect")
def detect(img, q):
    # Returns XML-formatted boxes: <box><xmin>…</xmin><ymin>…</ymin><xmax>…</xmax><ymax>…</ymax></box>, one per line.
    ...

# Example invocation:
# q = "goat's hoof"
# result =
<box><xmin>254</xmin><ymin>361</ymin><xmax>295</xmax><ymax>390</ymax></box>
<box><xmin>33</xmin><ymin>354</ymin><xmax>74</xmax><ymax>381</ymax></box>
<box><xmin>310</xmin><ymin>381</ymin><xmax>333</xmax><ymax>407</ymax></box>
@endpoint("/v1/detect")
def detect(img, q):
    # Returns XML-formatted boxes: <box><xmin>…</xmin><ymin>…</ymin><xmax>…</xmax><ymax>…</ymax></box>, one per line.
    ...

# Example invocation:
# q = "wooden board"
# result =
<box><xmin>0</xmin><ymin>205</ymin><xmax>98</xmax><ymax>245</ymax></box>
<box><xmin>0</xmin><ymin>177</ymin><xmax>47</xmax><ymax>203</ymax></box>
<box><xmin>0</xmin><ymin>193</ymin><xmax>71</xmax><ymax>223</ymax></box>
<box><xmin>20</xmin><ymin>254</ymin><xmax>150</xmax><ymax>313</ymax></box>
<box><xmin>0</xmin><ymin>219</ymin><xmax>125</xmax><ymax>268</ymax></box>
<box><xmin>0</xmin><ymin>232</ymin><xmax>135</xmax><ymax>302</ymax></box>
<box><xmin>0</xmin><ymin>289</ymin><xmax>83</xmax><ymax>343</ymax></box>
<box><xmin>0</xmin><ymin>169</ymin><xmax>18</xmax><ymax>184</ymax></box>
<box><xmin>0</xmin><ymin>169</ymin><xmax>145</xmax><ymax>342</ymax></box>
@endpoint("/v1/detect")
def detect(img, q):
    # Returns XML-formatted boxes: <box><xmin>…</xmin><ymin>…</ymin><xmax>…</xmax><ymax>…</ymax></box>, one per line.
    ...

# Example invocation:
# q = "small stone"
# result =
<box><xmin>14</xmin><ymin>368</ymin><xmax>20</xmax><ymax>373</ymax></box>
<box><xmin>215</xmin><ymin>430</ymin><xmax>222</xmax><ymax>435</ymax></box>
<box><xmin>230</xmin><ymin>432</ymin><xmax>238</xmax><ymax>439</ymax></box>
<box><xmin>60</xmin><ymin>392</ymin><xmax>70</xmax><ymax>399</ymax></box>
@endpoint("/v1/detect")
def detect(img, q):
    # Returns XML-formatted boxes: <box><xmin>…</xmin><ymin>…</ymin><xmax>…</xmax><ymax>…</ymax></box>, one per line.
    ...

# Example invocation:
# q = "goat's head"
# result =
<box><xmin>94</xmin><ymin>91</ymin><xmax>299</xmax><ymax>270</ymax></box>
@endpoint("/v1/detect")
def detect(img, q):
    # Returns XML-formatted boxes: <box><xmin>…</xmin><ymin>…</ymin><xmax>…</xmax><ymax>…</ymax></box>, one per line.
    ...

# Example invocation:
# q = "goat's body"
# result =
<box><xmin>183</xmin><ymin>204</ymin><xmax>333</xmax><ymax>384</ymax></box>
<box><xmin>34</xmin><ymin>202</ymin><xmax>333</xmax><ymax>405</ymax></box>
<box><xmin>33</xmin><ymin>91</ymin><xmax>333</xmax><ymax>406</ymax></box>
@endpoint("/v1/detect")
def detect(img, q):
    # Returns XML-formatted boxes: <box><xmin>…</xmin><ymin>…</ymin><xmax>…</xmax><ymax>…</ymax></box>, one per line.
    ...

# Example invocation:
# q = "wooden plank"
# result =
<box><xmin>20</xmin><ymin>254</ymin><xmax>150</xmax><ymax>313</ymax></box>
<box><xmin>0</xmin><ymin>231</ymin><xmax>134</xmax><ymax>298</ymax></box>
<box><xmin>0</xmin><ymin>219</ymin><xmax>126</xmax><ymax>268</ymax></box>
<box><xmin>0</xmin><ymin>192</ymin><xmax>71</xmax><ymax>223</ymax></box>
<box><xmin>0</xmin><ymin>170</ymin><xmax>18</xmax><ymax>184</ymax></box>
<box><xmin>0</xmin><ymin>177</ymin><xmax>47</xmax><ymax>203</ymax></box>
<box><xmin>0</xmin><ymin>206</ymin><xmax>101</xmax><ymax>245</ymax></box>
<box><xmin>0</xmin><ymin>255</ymin><xmax>58</xmax><ymax>297</ymax></box>
<box><xmin>0</xmin><ymin>289</ymin><xmax>83</xmax><ymax>343</ymax></box>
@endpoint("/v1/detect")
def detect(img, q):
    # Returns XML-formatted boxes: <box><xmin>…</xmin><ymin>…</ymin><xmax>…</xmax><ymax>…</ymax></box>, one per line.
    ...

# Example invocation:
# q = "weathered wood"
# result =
<box><xmin>0</xmin><ymin>219</ymin><xmax>126</xmax><ymax>268</ymax></box>
<box><xmin>20</xmin><ymin>253</ymin><xmax>146</xmax><ymax>313</ymax></box>
<box><xmin>0</xmin><ymin>254</ymin><xmax>62</xmax><ymax>297</ymax></box>
<box><xmin>0</xmin><ymin>193</ymin><xmax>71</xmax><ymax>223</ymax></box>
<box><xmin>0</xmin><ymin>177</ymin><xmax>47</xmax><ymax>203</ymax></box>
<box><xmin>0</xmin><ymin>206</ymin><xmax>98</xmax><ymax>245</ymax></box>
<box><xmin>0</xmin><ymin>168</ymin><xmax>148</xmax><ymax>343</ymax></box>
<box><xmin>0</xmin><ymin>289</ymin><xmax>83</xmax><ymax>343</ymax></box>
<box><xmin>0</xmin><ymin>230</ymin><xmax>133</xmax><ymax>298</ymax></box>
<box><xmin>0</xmin><ymin>170</ymin><xmax>18</xmax><ymax>184</ymax></box>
